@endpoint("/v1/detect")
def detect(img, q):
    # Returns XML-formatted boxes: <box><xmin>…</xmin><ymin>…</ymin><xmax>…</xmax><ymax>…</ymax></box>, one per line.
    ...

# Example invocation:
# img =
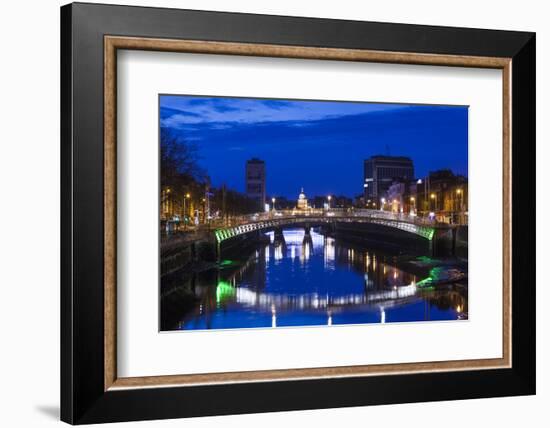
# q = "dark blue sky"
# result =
<box><xmin>160</xmin><ymin>95</ymin><xmax>468</xmax><ymax>199</ymax></box>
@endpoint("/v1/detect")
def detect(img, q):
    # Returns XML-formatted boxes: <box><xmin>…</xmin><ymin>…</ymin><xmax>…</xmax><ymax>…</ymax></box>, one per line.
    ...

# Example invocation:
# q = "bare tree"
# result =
<box><xmin>161</xmin><ymin>128</ymin><xmax>208</xmax><ymax>201</ymax></box>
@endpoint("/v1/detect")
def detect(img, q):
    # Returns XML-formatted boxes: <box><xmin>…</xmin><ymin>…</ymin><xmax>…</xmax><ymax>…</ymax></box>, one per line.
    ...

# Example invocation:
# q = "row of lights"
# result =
<box><xmin>168</xmin><ymin>187</ymin><xmax>462</xmax><ymax>212</ymax></box>
<box><xmin>380</xmin><ymin>188</ymin><xmax>463</xmax><ymax>205</ymax></box>
<box><xmin>166</xmin><ymin>188</ymin><xmax>214</xmax><ymax>205</ymax></box>
<box><xmin>165</xmin><ymin>188</ymin><xmax>191</xmax><ymax>199</ymax></box>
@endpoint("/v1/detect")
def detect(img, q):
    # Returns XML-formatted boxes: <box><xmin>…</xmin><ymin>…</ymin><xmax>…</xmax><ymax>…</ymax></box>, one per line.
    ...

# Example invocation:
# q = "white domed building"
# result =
<box><xmin>297</xmin><ymin>187</ymin><xmax>309</xmax><ymax>210</ymax></box>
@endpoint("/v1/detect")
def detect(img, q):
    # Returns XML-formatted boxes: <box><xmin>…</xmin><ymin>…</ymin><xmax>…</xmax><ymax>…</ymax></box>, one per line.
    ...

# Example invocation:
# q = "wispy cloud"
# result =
<box><xmin>160</xmin><ymin>95</ymin><xmax>402</xmax><ymax>128</ymax></box>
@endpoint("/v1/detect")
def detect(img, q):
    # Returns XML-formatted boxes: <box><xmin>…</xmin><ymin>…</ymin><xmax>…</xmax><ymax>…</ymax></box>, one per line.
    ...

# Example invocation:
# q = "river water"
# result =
<box><xmin>164</xmin><ymin>229</ymin><xmax>467</xmax><ymax>331</ymax></box>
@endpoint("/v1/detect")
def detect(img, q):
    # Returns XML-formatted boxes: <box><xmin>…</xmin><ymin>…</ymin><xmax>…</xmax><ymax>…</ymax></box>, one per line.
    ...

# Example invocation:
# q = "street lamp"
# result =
<box><xmin>380</xmin><ymin>197</ymin><xmax>386</xmax><ymax>211</ymax></box>
<box><xmin>165</xmin><ymin>187</ymin><xmax>172</xmax><ymax>220</ymax></box>
<box><xmin>410</xmin><ymin>196</ymin><xmax>416</xmax><ymax>215</ymax></box>
<box><xmin>271</xmin><ymin>197</ymin><xmax>276</xmax><ymax>211</ymax></box>
<box><xmin>327</xmin><ymin>195</ymin><xmax>332</xmax><ymax>210</ymax></box>
<box><xmin>183</xmin><ymin>193</ymin><xmax>191</xmax><ymax>230</ymax></box>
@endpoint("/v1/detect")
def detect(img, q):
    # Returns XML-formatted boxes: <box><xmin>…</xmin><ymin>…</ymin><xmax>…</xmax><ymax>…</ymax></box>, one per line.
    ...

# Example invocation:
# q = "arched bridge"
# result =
<box><xmin>214</xmin><ymin>209</ymin><xmax>438</xmax><ymax>244</ymax></box>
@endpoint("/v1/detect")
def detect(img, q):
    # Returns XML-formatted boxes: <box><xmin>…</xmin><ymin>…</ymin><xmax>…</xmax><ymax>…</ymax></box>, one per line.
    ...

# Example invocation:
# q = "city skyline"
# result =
<box><xmin>160</xmin><ymin>95</ymin><xmax>468</xmax><ymax>199</ymax></box>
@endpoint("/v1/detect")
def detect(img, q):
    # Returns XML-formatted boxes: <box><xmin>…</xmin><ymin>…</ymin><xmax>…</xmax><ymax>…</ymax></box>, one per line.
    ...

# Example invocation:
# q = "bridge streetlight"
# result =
<box><xmin>327</xmin><ymin>195</ymin><xmax>332</xmax><ymax>210</ymax></box>
<box><xmin>271</xmin><ymin>197</ymin><xmax>276</xmax><ymax>212</ymax></box>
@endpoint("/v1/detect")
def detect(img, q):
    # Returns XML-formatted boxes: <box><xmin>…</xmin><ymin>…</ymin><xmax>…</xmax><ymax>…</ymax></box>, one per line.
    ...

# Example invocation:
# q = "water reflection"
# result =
<box><xmin>166</xmin><ymin>229</ymin><xmax>467</xmax><ymax>331</ymax></box>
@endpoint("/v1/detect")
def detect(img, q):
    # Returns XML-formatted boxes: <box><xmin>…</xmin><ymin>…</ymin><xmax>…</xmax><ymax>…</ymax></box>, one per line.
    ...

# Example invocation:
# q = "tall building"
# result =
<box><xmin>245</xmin><ymin>158</ymin><xmax>266</xmax><ymax>210</ymax></box>
<box><xmin>363</xmin><ymin>155</ymin><xmax>414</xmax><ymax>207</ymax></box>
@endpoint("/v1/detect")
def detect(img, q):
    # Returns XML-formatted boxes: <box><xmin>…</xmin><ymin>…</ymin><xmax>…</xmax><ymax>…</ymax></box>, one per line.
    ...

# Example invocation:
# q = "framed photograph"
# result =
<box><xmin>61</xmin><ymin>2</ymin><xmax>535</xmax><ymax>424</ymax></box>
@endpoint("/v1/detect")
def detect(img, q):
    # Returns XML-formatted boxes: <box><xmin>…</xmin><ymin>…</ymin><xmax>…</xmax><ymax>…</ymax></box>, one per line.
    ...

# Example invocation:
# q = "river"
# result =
<box><xmin>162</xmin><ymin>228</ymin><xmax>467</xmax><ymax>331</ymax></box>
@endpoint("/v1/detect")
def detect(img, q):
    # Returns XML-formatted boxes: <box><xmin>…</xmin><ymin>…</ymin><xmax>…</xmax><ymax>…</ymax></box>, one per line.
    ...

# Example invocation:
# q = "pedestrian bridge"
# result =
<box><xmin>214</xmin><ymin>209</ymin><xmax>438</xmax><ymax>243</ymax></box>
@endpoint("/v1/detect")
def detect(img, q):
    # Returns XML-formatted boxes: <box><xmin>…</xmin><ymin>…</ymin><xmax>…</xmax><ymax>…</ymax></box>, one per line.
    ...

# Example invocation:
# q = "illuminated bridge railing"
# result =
<box><xmin>214</xmin><ymin>212</ymin><xmax>435</xmax><ymax>243</ymax></box>
<box><xmin>220</xmin><ymin>209</ymin><xmax>440</xmax><ymax>227</ymax></box>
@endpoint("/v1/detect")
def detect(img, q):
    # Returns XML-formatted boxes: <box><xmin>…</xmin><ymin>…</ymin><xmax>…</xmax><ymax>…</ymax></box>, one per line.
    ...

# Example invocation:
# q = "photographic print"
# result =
<box><xmin>159</xmin><ymin>95</ymin><xmax>468</xmax><ymax>331</ymax></box>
